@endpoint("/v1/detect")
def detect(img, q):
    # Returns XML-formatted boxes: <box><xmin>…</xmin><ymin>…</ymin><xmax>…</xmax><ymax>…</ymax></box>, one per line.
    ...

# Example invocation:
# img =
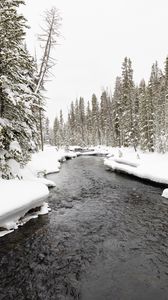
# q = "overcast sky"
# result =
<box><xmin>22</xmin><ymin>0</ymin><xmax>168</xmax><ymax>124</ymax></box>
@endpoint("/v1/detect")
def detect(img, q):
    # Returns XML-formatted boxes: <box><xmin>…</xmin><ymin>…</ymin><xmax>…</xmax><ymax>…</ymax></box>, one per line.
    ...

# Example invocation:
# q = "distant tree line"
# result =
<box><xmin>49</xmin><ymin>56</ymin><xmax>168</xmax><ymax>153</ymax></box>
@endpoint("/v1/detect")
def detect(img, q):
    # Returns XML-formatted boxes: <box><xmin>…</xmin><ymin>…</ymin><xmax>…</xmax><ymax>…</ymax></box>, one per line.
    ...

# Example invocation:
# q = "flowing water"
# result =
<box><xmin>0</xmin><ymin>156</ymin><xmax>168</xmax><ymax>300</ymax></box>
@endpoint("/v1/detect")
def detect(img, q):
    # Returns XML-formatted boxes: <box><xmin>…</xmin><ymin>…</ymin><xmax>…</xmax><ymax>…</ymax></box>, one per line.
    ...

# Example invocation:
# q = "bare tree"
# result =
<box><xmin>36</xmin><ymin>7</ymin><xmax>61</xmax><ymax>150</ymax></box>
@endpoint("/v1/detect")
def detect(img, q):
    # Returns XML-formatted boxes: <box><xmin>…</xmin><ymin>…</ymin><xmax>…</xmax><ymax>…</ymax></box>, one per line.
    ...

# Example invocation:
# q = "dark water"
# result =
<box><xmin>0</xmin><ymin>156</ymin><xmax>168</xmax><ymax>300</ymax></box>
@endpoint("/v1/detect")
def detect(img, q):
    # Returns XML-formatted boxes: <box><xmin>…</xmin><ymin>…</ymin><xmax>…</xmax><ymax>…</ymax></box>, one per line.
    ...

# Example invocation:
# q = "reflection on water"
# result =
<box><xmin>0</xmin><ymin>157</ymin><xmax>168</xmax><ymax>300</ymax></box>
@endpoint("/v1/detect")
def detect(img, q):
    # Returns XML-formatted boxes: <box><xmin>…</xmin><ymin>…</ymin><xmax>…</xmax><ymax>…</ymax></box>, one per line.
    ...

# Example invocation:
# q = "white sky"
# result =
<box><xmin>22</xmin><ymin>0</ymin><xmax>168</xmax><ymax>124</ymax></box>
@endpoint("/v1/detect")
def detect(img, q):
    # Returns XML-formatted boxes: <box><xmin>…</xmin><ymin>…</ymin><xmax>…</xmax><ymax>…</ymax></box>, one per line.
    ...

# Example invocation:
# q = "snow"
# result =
<box><xmin>1</xmin><ymin>143</ymin><xmax>168</xmax><ymax>236</ymax></box>
<box><xmin>20</xmin><ymin>166</ymin><xmax>56</xmax><ymax>187</ymax></box>
<box><xmin>68</xmin><ymin>145</ymin><xmax>83</xmax><ymax>151</ymax></box>
<box><xmin>0</xmin><ymin>146</ymin><xmax>78</xmax><ymax>236</ymax></box>
<box><xmin>27</xmin><ymin>146</ymin><xmax>61</xmax><ymax>175</ymax></box>
<box><xmin>79</xmin><ymin>146</ymin><xmax>110</xmax><ymax>156</ymax></box>
<box><xmin>63</xmin><ymin>150</ymin><xmax>77</xmax><ymax>159</ymax></box>
<box><xmin>112</xmin><ymin>157</ymin><xmax>140</xmax><ymax>167</ymax></box>
<box><xmin>103</xmin><ymin>146</ymin><xmax>168</xmax><ymax>199</ymax></box>
<box><xmin>27</xmin><ymin>146</ymin><xmax>78</xmax><ymax>176</ymax></box>
<box><xmin>9</xmin><ymin>140</ymin><xmax>22</xmax><ymax>153</ymax></box>
<box><xmin>80</xmin><ymin>150</ymin><xmax>98</xmax><ymax>156</ymax></box>
<box><xmin>8</xmin><ymin>159</ymin><xmax>22</xmax><ymax>178</ymax></box>
<box><xmin>0</xmin><ymin>117</ymin><xmax>10</xmax><ymax>127</ymax></box>
<box><xmin>38</xmin><ymin>202</ymin><xmax>51</xmax><ymax>215</ymax></box>
<box><xmin>0</xmin><ymin>180</ymin><xmax>49</xmax><ymax>231</ymax></box>
<box><xmin>162</xmin><ymin>189</ymin><xmax>168</xmax><ymax>198</ymax></box>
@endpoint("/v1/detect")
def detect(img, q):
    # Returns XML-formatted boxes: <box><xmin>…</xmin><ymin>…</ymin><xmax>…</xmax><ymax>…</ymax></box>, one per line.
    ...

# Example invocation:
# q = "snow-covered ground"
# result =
<box><xmin>103</xmin><ymin>146</ymin><xmax>168</xmax><ymax>200</ymax></box>
<box><xmin>74</xmin><ymin>145</ymin><xmax>110</xmax><ymax>156</ymax></box>
<box><xmin>27</xmin><ymin>146</ymin><xmax>77</xmax><ymax>176</ymax></box>
<box><xmin>0</xmin><ymin>146</ymin><xmax>77</xmax><ymax>236</ymax></box>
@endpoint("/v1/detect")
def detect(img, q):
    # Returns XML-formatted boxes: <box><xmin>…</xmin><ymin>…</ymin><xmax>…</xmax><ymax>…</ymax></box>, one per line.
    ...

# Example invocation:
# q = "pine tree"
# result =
<box><xmin>91</xmin><ymin>94</ymin><xmax>100</xmax><ymax>145</ymax></box>
<box><xmin>53</xmin><ymin>116</ymin><xmax>60</xmax><ymax>147</ymax></box>
<box><xmin>74</xmin><ymin>99</ymin><xmax>81</xmax><ymax>144</ymax></box>
<box><xmin>86</xmin><ymin>101</ymin><xmax>92</xmax><ymax>146</ymax></box>
<box><xmin>44</xmin><ymin>117</ymin><xmax>50</xmax><ymax>144</ymax></box>
<box><xmin>121</xmin><ymin>57</ymin><xmax>135</xmax><ymax>148</ymax></box>
<box><xmin>133</xmin><ymin>86</ymin><xmax>140</xmax><ymax>150</ymax></box>
<box><xmin>69</xmin><ymin>102</ymin><xmax>76</xmax><ymax>145</ymax></box>
<box><xmin>78</xmin><ymin>97</ymin><xmax>86</xmax><ymax>145</ymax></box>
<box><xmin>147</xmin><ymin>62</ymin><xmax>161</xmax><ymax>151</ymax></box>
<box><xmin>156</xmin><ymin>73</ymin><xmax>166</xmax><ymax>152</ymax></box>
<box><xmin>100</xmin><ymin>90</ymin><xmax>109</xmax><ymax>144</ymax></box>
<box><xmin>0</xmin><ymin>0</ymin><xmax>39</xmax><ymax>178</ymax></box>
<box><xmin>59</xmin><ymin>109</ymin><xmax>64</xmax><ymax>146</ymax></box>
<box><xmin>112</xmin><ymin>77</ymin><xmax>123</xmax><ymax>147</ymax></box>
<box><xmin>164</xmin><ymin>56</ymin><xmax>168</xmax><ymax>151</ymax></box>
<box><xmin>139</xmin><ymin>80</ymin><xmax>149</xmax><ymax>150</ymax></box>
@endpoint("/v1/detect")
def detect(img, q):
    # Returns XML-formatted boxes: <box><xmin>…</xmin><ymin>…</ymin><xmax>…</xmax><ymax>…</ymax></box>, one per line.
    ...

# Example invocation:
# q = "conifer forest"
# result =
<box><xmin>51</xmin><ymin>57</ymin><xmax>168</xmax><ymax>153</ymax></box>
<box><xmin>1</xmin><ymin>0</ymin><xmax>168</xmax><ymax>179</ymax></box>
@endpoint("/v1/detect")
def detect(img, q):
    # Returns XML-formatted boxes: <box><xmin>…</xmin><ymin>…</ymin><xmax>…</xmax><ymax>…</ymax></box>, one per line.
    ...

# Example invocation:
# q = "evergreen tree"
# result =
<box><xmin>74</xmin><ymin>99</ymin><xmax>81</xmax><ymax>144</ymax></box>
<box><xmin>112</xmin><ymin>77</ymin><xmax>123</xmax><ymax>147</ymax></box>
<box><xmin>53</xmin><ymin>116</ymin><xmax>60</xmax><ymax>147</ymax></box>
<box><xmin>69</xmin><ymin>102</ymin><xmax>76</xmax><ymax>145</ymax></box>
<box><xmin>133</xmin><ymin>86</ymin><xmax>140</xmax><ymax>150</ymax></box>
<box><xmin>44</xmin><ymin>117</ymin><xmax>50</xmax><ymax>144</ymax></box>
<box><xmin>59</xmin><ymin>109</ymin><xmax>65</xmax><ymax>146</ymax></box>
<box><xmin>100</xmin><ymin>90</ymin><xmax>109</xmax><ymax>144</ymax></box>
<box><xmin>139</xmin><ymin>80</ymin><xmax>149</xmax><ymax>150</ymax></box>
<box><xmin>147</xmin><ymin>62</ymin><xmax>161</xmax><ymax>151</ymax></box>
<box><xmin>86</xmin><ymin>101</ymin><xmax>92</xmax><ymax>145</ymax></box>
<box><xmin>164</xmin><ymin>56</ymin><xmax>168</xmax><ymax>151</ymax></box>
<box><xmin>0</xmin><ymin>0</ymin><xmax>39</xmax><ymax>178</ymax></box>
<box><xmin>91</xmin><ymin>94</ymin><xmax>100</xmax><ymax>145</ymax></box>
<box><xmin>79</xmin><ymin>97</ymin><xmax>86</xmax><ymax>145</ymax></box>
<box><xmin>121</xmin><ymin>57</ymin><xmax>136</xmax><ymax>148</ymax></box>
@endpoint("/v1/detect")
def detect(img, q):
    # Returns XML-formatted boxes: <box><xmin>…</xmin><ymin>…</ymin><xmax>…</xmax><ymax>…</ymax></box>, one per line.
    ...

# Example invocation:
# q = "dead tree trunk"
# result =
<box><xmin>35</xmin><ymin>7</ymin><xmax>61</xmax><ymax>150</ymax></box>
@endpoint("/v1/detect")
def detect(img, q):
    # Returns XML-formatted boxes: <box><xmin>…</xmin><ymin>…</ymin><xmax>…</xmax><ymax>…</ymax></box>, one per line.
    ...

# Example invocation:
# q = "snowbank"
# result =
<box><xmin>21</xmin><ymin>167</ymin><xmax>56</xmax><ymax>188</ymax></box>
<box><xmin>103</xmin><ymin>147</ymin><xmax>168</xmax><ymax>198</ymax></box>
<box><xmin>27</xmin><ymin>146</ymin><xmax>78</xmax><ymax>176</ymax></box>
<box><xmin>80</xmin><ymin>145</ymin><xmax>110</xmax><ymax>156</ymax></box>
<box><xmin>64</xmin><ymin>151</ymin><xmax>78</xmax><ymax>159</ymax></box>
<box><xmin>27</xmin><ymin>146</ymin><xmax>61</xmax><ymax>175</ymax></box>
<box><xmin>162</xmin><ymin>189</ymin><xmax>168</xmax><ymax>198</ymax></box>
<box><xmin>104</xmin><ymin>149</ymin><xmax>168</xmax><ymax>184</ymax></box>
<box><xmin>68</xmin><ymin>145</ymin><xmax>83</xmax><ymax>151</ymax></box>
<box><xmin>0</xmin><ymin>146</ymin><xmax>78</xmax><ymax>236</ymax></box>
<box><xmin>0</xmin><ymin>180</ymin><xmax>49</xmax><ymax>236</ymax></box>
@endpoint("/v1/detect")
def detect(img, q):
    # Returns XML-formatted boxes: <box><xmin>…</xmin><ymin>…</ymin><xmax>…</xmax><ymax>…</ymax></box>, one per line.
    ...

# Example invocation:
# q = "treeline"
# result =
<box><xmin>50</xmin><ymin>57</ymin><xmax>168</xmax><ymax>153</ymax></box>
<box><xmin>0</xmin><ymin>0</ymin><xmax>60</xmax><ymax>178</ymax></box>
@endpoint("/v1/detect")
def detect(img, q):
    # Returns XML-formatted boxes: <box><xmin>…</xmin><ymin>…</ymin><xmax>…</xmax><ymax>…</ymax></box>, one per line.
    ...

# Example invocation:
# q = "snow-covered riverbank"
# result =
<box><xmin>103</xmin><ymin>146</ymin><xmax>168</xmax><ymax>199</ymax></box>
<box><xmin>69</xmin><ymin>146</ymin><xmax>168</xmax><ymax>200</ymax></box>
<box><xmin>0</xmin><ymin>146</ymin><xmax>77</xmax><ymax>236</ymax></box>
<box><xmin>1</xmin><ymin>144</ymin><xmax>168</xmax><ymax>236</ymax></box>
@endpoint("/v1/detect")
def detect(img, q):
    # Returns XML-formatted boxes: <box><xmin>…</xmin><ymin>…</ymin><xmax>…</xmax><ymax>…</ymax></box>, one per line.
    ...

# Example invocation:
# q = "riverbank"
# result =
<box><xmin>103</xmin><ymin>146</ymin><xmax>168</xmax><ymax>198</ymax></box>
<box><xmin>1</xmin><ymin>145</ymin><xmax>168</xmax><ymax>236</ymax></box>
<box><xmin>0</xmin><ymin>146</ymin><xmax>78</xmax><ymax>236</ymax></box>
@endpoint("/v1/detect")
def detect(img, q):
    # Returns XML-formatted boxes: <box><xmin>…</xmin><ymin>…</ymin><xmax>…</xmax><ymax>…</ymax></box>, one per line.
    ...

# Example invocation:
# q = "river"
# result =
<box><xmin>0</xmin><ymin>156</ymin><xmax>168</xmax><ymax>300</ymax></box>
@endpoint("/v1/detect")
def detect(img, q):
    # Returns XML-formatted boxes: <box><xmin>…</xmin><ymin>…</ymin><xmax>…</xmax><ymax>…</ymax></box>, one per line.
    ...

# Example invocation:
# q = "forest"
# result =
<box><xmin>50</xmin><ymin>57</ymin><xmax>168</xmax><ymax>154</ymax></box>
<box><xmin>1</xmin><ymin>0</ymin><xmax>168</xmax><ymax>180</ymax></box>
